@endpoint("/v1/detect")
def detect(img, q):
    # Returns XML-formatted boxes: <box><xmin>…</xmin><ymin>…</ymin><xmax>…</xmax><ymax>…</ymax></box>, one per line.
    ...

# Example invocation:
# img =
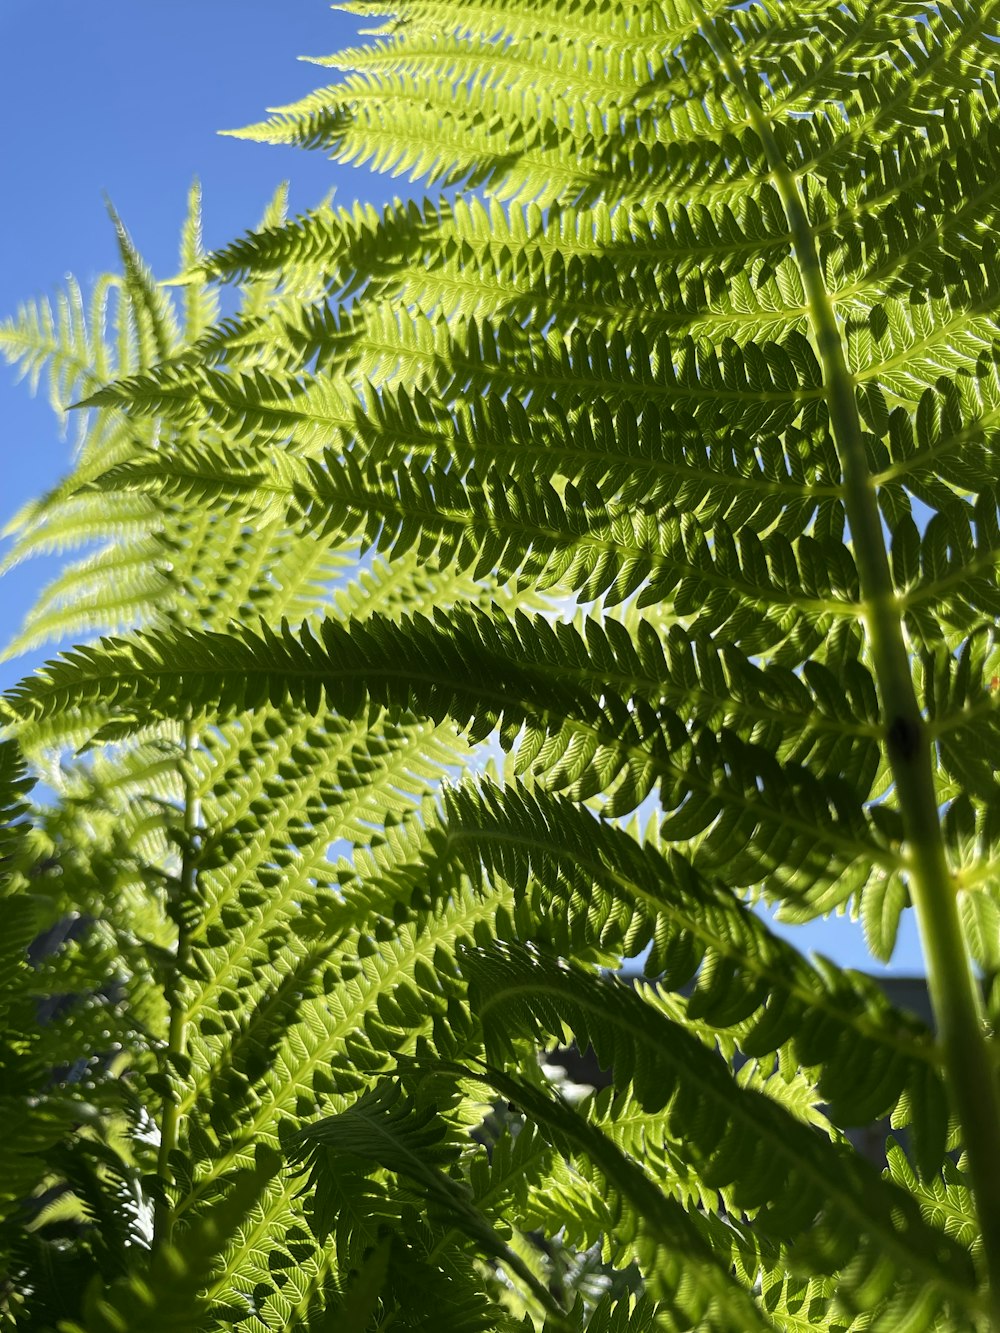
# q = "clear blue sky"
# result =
<box><xmin>0</xmin><ymin>2</ymin><xmax>926</xmax><ymax>972</ymax></box>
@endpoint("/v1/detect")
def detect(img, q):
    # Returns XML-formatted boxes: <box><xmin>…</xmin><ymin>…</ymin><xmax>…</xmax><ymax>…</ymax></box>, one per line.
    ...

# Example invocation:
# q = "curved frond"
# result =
<box><xmin>6</xmin><ymin>0</ymin><xmax>1000</xmax><ymax>1323</ymax></box>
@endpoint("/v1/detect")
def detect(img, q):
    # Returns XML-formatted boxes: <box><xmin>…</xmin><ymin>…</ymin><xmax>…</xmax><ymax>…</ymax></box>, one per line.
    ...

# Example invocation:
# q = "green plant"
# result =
<box><xmin>2</xmin><ymin>0</ymin><xmax>1000</xmax><ymax>1327</ymax></box>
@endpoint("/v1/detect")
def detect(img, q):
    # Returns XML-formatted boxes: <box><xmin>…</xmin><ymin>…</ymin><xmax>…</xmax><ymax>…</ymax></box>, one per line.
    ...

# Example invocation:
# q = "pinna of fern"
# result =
<box><xmin>3</xmin><ymin>0</ymin><xmax>1000</xmax><ymax>1328</ymax></box>
<box><xmin>0</xmin><ymin>186</ymin><xmax>544</xmax><ymax>1328</ymax></box>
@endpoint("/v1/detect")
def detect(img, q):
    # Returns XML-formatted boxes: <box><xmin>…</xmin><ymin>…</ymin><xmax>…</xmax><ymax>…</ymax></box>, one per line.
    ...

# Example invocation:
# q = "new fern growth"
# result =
<box><xmin>2</xmin><ymin>0</ymin><xmax>1000</xmax><ymax>1329</ymax></box>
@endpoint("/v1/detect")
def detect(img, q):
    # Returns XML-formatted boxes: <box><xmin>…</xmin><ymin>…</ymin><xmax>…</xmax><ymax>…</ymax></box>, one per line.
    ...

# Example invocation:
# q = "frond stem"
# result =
<box><xmin>153</xmin><ymin>717</ymin><xmax>200</xmax><ymax>1250</ymax></box>
<box><xmin>700</xmin><ymin>13</ymin><xmax>1000</xmax><ymax>1317</ymax></box>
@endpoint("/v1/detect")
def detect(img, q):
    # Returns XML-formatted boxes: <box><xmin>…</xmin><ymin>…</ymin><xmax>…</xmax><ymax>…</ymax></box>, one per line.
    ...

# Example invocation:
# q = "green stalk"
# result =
<box><xmin>153</xmin><ymin>719</ymin><xmax>200</xmax><ymax>1249</ymax></box>
<box><xmin>795</xmin><ymin>214</ymin><xmax>1000</xmax><ymax>1308</ymax></box>
<box><xmin>701</xmin><ymin>17</ymin><xmax>1000</xmax><ymax>1316</ymax></box>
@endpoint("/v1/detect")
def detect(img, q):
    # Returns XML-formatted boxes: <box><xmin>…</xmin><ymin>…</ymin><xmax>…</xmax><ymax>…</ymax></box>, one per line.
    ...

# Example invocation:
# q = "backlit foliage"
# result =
<box><xmin>2</xmin><ymin>0</ymin><xmax>1000</xmax><ymax>1328</ymax></box>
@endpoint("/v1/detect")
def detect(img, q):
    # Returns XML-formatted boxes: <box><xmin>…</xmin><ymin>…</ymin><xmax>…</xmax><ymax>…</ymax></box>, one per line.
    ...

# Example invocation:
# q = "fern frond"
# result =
<box><xmin>0</xmin><ymin>610</ymin><xmax>892</xmax><ymax>903</ymax></box>
<box><xmin>457</xmin><ymin>1058</ymin><xmax>782</xmax><ymax>1331</ymax></box>
<box><xmin>107</xmin><ymin>203</ymin><xmax>181</xmax><ymax>367</ymax></box>
<box><xmin>56</xmin><ymin>1157</ymin><xmax>279</xmax><ymax>1333</ymax></box>
<box><xmin>431</xmin><ymin>781</ymin><xmax>942</xmax><ymax>1144</ymax></box>
<box><xmin>0</xmin><ymin>276</ymin><xmax>114</xmax><ymax>415</ymax></box>
<box><xmin>176</xmin><ymin>178</ymin><xmax>220</xmax><ymax>342</ymax></box>
<box><xmin>290</xmin><ymin>1079</ymin><xmax>565</xmax><ymax>1317</ymax></box>
<box><xmin>8</xmin><ymin>0</ymin><xmax>1000</xmax><ymax>1321</ymax></box>
<box><xmin>462</xmin><ymin>943</ymin><xmax>978</xmax><ymax>1323</ymax></box>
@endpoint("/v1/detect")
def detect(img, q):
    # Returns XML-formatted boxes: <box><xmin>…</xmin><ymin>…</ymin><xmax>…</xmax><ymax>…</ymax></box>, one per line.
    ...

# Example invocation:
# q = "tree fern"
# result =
<box><xmin>4</xmin><ymin>0</ymin><xmax>1000</xmax><ymax>1328</ymax></box>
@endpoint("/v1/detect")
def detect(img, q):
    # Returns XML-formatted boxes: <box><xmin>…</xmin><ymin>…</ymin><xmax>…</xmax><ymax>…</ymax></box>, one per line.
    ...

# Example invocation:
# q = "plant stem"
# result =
<box><xmin>701</xmin><ymin>18</ymin><xmax>1000</xmax><ymax>1317</ymax></box>
<box><xmin>781</xmin><ymin>186</ymin><xmax>1000</xmax><ymax>1325</ymax></box>
<box><xmin>153</xmin><ymin>719</ymin><xmax>200</xmax><ymax>1249</ymax></box>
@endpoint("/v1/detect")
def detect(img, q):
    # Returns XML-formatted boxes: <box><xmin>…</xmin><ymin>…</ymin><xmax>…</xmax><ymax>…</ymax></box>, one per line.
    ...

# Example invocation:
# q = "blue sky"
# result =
<box><xmin>0</xmin><ymin>2</ymin><xmax>926</xmax><ymax>972</ymax></box>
